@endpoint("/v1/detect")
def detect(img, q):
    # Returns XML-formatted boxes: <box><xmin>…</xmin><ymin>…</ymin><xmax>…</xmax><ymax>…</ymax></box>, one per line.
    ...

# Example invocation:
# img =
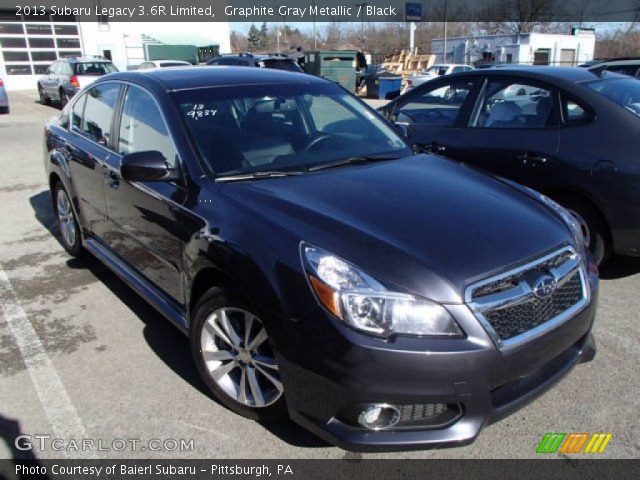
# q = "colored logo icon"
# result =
<box><xmin>537</xmin><ymin>433</ymin><xmax>613</xmax><ymax>454</ymax></box>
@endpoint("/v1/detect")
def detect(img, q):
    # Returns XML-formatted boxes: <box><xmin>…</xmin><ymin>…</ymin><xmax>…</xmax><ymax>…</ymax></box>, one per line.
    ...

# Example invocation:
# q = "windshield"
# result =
<box><xmin>74</xmin><ymin>62</ymin><xmax>118</xmax><ymax>75</ymax></box>
<box><xmin>584</xmin><ymin>77</ymin><xmax>640</xmax><ymax>117</ymax></box>
<box><xmin>172</xmin><ymin>83</ymin><xmax>410</xmax><ymax>177</ymax></box>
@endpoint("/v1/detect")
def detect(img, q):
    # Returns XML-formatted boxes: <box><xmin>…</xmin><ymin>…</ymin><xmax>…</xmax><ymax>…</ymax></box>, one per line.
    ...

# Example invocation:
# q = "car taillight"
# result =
<box><xmin>70</xmin><ymin>75</ymin><xmax>80</xmax><ymax>88</ymax></box>
<box><xmin>0</xmin><ymin>78</ymin><xmax>4</xmax><ymax>87</ymax></box>
<box><xmin>406</xmin><ymin>79</ymin><xmax>412</xmax><ymax>86</ymax></box>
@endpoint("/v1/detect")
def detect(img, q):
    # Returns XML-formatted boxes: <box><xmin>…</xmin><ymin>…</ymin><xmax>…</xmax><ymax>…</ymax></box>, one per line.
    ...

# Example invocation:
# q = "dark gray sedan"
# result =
<box><xmin>381</xmin><ymin>67</ymin><xmax>640</xmax><ymax>265</ymax></box>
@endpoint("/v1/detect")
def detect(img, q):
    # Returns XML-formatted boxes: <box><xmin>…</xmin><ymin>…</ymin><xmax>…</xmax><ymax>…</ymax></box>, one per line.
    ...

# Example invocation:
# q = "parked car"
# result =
<box><xmin>207</xmin><ymin>53</ymin><xmax>304</xmax><ymax>73</ymax></box>
<box><xmin>38</xmin><ymin>56</ymin><xmax>118</xmax><ymax>107</ymax></box>
<box><xmin>0</xmin><ymin>77</ymin><xmax>8</xmax><ymax>114</ymax></box>
<box><xmin>404</xmin><ymin>64</ymin><xmax>474</xmax><ymax>92</ymax></box>
<box><xmin>138</xmin><ymin>60</ymin><xmax>192</xmax><ymax>69</ymax></box>
<box><xmin>381</xmin><ymin>66</ymin><xmax>640</xmax><ymax>264</ymax></box>
<box><xmin>44</xmin><ymin>67</ymin><xmax>598</xmax><ymax>451</ymax></box>
<box><xmin>587</xmin><ymin>57</ymin><xmax>640</xmax><ymax>78</ymax></box>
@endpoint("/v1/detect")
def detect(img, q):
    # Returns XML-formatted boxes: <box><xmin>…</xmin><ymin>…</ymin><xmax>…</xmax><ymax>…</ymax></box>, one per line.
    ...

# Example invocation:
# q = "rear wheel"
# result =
<box><xmin>53</xmin><ymin>182</ymin><xmax>82</xmax><ymax>256</ymax></box>
<box><xmin>60</xmin><ymin>89</ymin><xmax>69</xmax><ymax>108</ymax></box>
<box><xmin>0</xmin><ymin>106</ymin><xmax>8</xmax><ymax>114</ymax></box>
<box><xmin>190</xmin><ymin>288</ymin><xmax>286</xmax><ymax>420</ymax></box>
<box><xmin>38</xmin><ymin>84</ymin><xmax>50</xmax><ymax>105</ymax></box>
<box><xmin>552</xmin><ymin>194</ymin><xmax>610</xmax><ymax>265</ymax></box>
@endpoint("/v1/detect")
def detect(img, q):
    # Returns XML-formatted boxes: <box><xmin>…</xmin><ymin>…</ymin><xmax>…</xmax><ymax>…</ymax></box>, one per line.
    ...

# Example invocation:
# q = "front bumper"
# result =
<box><xmin>274</xmin><ymin>270</ymin><xmax>598</xmax><ymax>452</ymax></box>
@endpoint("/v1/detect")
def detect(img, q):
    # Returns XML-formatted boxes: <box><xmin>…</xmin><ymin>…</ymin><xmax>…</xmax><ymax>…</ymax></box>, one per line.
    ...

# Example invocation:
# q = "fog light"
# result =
<box><xmin>357</xmin><ymin>404</ymin><xmax>401</xmax><ymax>430</ymax></box>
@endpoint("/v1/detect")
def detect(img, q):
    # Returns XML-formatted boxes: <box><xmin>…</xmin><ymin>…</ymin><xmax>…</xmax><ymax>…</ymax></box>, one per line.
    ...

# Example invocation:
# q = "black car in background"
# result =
<box><xmin>38</xmin><ymin>56</ymin><xmax>118</xmax><ymax>107</ymax></box>
<box><xmin>44</xmin><ymin>67</ymin><xmax>598</xmax><ymax>451</ymax></box>
<box><xmin>207</xmin><ymin>53</ymin><xmax>304</xmax><ymax>73</ymax></box>
<box><xmin>381</xmin><ymin>67</ymin><xmax>640</xmax><ymax>265</ymax></box>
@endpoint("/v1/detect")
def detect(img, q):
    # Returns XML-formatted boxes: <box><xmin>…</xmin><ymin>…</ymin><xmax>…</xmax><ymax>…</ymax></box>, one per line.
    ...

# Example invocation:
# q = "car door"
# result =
<box><xmin>387</xmin><ymin>76</ymin><xmax>482</xmax><ymax>155</ymax></box>
<box><xmin>65</xmin><ymin>83</ymin><xmax>122</xmax><ymax>238</ymax></box>
<box><xmin>103</xmin><ymin>84</ymin><xmax>187</xmax><ymax>304</ymax></box>
<box><xmin>437</xmin><ymin>76</ymin><xmax>562</xmax><ymax>188</ymax></box>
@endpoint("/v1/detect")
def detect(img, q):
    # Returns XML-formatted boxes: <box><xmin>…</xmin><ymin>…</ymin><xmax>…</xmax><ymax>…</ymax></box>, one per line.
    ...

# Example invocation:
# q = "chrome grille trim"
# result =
<box><xmin>465</xmin><ymin>246</ymin><xmax>589</xmax><ymax>351</ymax></box>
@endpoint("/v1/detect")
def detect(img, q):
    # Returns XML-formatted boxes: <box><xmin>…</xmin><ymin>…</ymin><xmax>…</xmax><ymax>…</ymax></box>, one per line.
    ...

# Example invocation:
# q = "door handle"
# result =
<box><xmin>62</xmin><ymin>142</ymin><xmax>79</xmax><ymax>154</ymax></box>
<box><xmin>518</xmin><ymin>153</ymin><xmax>548</xmax><ymax>166</ymax></box>
<box><xmin>422</xmin><ymin>143</ymin><xmax>447</xmax><ymax>154</ymax></box>
<box><xmin>105</xmin><ymin>171</ymin><xmax>120</xmax><ymax>189</ymax></box>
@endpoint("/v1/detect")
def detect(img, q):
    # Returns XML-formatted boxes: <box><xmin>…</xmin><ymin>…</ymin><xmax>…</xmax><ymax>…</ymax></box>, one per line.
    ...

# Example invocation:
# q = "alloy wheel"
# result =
<box><xmin>56</xmin><ymin>188</ymin><xmax>77</xmax><ymax>248</ymax></box>
<box><xmin>200</xmin><ymin>308</ymin><xmax>283</xmax><ymax>408</ymax></box>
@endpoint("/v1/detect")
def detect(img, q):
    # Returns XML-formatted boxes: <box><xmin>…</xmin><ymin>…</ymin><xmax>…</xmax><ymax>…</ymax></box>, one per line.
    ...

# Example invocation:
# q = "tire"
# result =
<box><xmin>552</xmin><ymin>194</ymin><xmax>610</xmax><ymax>265</ymax></box>
<box><xmin>60</xmin><ymin>90</ymin><xmax>69</xmax><ymax>108</ymax></box>
<box><xmin>190</xmin><ymin>287</ymin><xmax>287</xmax><ymax>421</ymax></box>
<box><xmin>53</xmin><ymin>182</ymin><xmax>82</xmax><ymax>256</ymax></box>
<box><xmin>0</xmin><ymin>106</ymin><xmax>8</xmax><ymax>114</ymax></box>
<box><xmin>38</xmin><ymin>84</ymin><xmax>50</xmax><ymax>105</ymax></box>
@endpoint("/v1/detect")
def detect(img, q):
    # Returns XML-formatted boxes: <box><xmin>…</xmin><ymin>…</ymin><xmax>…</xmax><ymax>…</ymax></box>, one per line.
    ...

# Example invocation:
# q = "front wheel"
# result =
<box><xmin>190</xmin><ymin>288</ymin><xmax>287</xmax><ymax>420</ymax></box>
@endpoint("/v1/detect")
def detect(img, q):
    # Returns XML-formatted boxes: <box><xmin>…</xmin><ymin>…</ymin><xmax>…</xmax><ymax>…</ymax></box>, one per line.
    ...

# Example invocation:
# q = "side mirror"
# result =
<box><xmin>121</xmin><ymin>151</ymin><xmax>172</xmax><ymax>182</ymax></box>
<box><xmin>394</xmin><ymin>122</ymin><xmax>409</xmax><ymax>138</ymax></box>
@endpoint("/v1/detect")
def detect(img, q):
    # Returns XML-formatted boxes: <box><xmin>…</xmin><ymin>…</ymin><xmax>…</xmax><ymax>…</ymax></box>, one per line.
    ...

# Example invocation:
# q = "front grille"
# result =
<box><xmin>398</xmin><ymin>403</ymin><xmax>448</xmax><ymax>422</ymax></box>
<box><xmin>467</xmin><ymin>247</ymin><xmax>588</xmax><ymax>347</ymax></box>
<box><xmin>484</xmin><ymin>273</ymin><xmax>582</xmax><ymax>341</ymax></box>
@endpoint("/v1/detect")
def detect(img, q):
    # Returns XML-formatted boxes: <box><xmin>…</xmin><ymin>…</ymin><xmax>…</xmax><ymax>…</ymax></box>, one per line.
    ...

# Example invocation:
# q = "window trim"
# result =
<box><xmin>466</xmin><ymin>75</ymin><xmax>561</xmax><ymax>130</ymax></box>
<box><xmin>65</xmin><ymin>81</ymin><xmax>123</xmax><ymax>156</ymax></box>
<box><xmin>558</xmin><ymin>92</ymin><xmax>596</xmax><ymax>128</ymax></box>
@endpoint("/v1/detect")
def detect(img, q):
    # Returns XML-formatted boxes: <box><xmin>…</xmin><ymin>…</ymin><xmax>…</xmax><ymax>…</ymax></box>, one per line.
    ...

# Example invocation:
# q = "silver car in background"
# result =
<box><xmin>404</xmin><ymin>64</ymin><xmax>474</xmax><ymax>92</ymax></box>
<box><xmin>0</xmin><ymin>76</ymin><xmax>9</xmax><ymax>114</ymax></box>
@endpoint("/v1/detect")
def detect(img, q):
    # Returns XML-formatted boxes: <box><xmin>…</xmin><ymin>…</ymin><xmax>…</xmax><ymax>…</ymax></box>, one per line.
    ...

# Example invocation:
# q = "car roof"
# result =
<box><xmin>458</xmin><ymin>66</ymin><xmax>606</xmax><ymax>83</ymax></box>
<box><xmin>62</xmin><ymin>56</ymin><xmax>112</xmax><ymax>63</ymax></box>
<box><xmin>592</xmin><ymin>59</ymin><xmax>640</xmax><ymax>66</ymax></box>
<box><xmin>104</xmin><ymin>66</ymin><xmax>325</xmax><ymax>91</ymax></box>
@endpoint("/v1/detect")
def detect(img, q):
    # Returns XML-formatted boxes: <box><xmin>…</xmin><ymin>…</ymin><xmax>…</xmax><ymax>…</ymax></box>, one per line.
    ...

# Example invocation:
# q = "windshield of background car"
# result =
<box><xmin>584</xmin><ymin>77</ymin><xmax>640</xmax><ymax>117</ymax></box>
<box><xmin>260</xmin><ymin>59</ymin><xmax>303</xmax><ymax>73</ymax></box>
<box><xmin>172</xmin><ymin>82</ymin><xmax>410</xmax><ymax>176</ymax></box>
<box><xmin>427</xmin><ymin>66</ymin><xmax>449</xmax><ymax>76</ymax></box>
<box><xmin>74</xmin><ymin>62</ymin><xmax>118</xmax><ymax>75</ymax></box>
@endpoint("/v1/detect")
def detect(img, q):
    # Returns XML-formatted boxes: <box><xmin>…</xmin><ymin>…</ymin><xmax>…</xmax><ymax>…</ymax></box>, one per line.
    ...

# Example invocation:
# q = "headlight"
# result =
<box><xmin>501</xmin><ymin>180</ymin><xmax>586</xmax><ymax>251</ymax></box>
<box><xmin>301</xmin><ymin>244</ymin><xmax>463</xmax><ymax>337</ymax></box>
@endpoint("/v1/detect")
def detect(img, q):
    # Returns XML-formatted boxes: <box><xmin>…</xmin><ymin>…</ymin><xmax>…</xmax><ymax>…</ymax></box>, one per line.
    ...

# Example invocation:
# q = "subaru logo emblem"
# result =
<box><xmin>532</xmin><ymin>275</ymin><xmax>557</xmax><ymax>299</ymax></box>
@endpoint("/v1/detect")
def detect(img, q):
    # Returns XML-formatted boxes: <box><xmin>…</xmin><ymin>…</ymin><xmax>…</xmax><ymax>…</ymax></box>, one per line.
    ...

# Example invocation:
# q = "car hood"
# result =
<box><xmin>220</xmin><ymin>155</ymin><xmax>571</xmax><ymax>304</ymax></box>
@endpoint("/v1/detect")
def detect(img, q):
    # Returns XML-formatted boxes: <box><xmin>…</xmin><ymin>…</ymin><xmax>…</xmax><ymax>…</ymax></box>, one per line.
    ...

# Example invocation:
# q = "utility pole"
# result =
<box><xmin>357</xmin><ymin>3</ymin><xmax>367</xmax><ymax>51</ymax></box>
<box><xmin>443</xmin><ymin>0</ymin><xmax>448</xmax><ymax>63</ymax></box>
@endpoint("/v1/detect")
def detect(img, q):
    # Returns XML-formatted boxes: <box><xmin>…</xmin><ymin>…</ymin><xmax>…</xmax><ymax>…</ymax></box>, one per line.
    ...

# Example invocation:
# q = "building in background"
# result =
<box><xmin>432</xmin><ymin>30</ymin><xmax>596</xmax><ymax>66</ymax></box>
<box><xmin>0</xmin><ymin>10</ymin><xmax>230</xmax><ymax>89</ymax></box>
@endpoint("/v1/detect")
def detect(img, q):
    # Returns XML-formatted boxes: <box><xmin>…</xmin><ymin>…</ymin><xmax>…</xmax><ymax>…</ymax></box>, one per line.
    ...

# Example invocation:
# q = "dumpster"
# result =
<box><xmin>378</xmin><ymin>75</ymin><xmax>403</xmax><ymax>100</ymax></box>
<box><xmin>304</xmin><ymin>50</ymin><xmax>358</xmax><ymax>92</ymax></box>
<box><xmin>365</xmin><ymin>73</ymin><xmax>402</xmax><ymax>99</ymax></box>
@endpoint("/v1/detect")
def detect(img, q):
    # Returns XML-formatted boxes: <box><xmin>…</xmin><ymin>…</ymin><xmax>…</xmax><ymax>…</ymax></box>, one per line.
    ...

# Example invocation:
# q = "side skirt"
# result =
<box><xmin>84</xmin><ymin>237</ymin><xmax>189</xmax><ymax>334</ymax></box>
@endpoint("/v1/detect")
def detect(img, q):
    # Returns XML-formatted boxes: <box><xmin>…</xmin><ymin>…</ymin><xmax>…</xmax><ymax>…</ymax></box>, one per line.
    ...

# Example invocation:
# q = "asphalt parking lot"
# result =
<box><xmin>0</xmin><ymin>90</ymin><xmax>639</xmax><ymax>460</ymax></box>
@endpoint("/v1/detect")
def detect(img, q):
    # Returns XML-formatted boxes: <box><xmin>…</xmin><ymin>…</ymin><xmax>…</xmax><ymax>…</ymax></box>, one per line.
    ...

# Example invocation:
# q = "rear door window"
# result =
<box><xmin>471</xmin><ymin>79</ymin><xmax>556</xmax><ymax>128</ymax></box>
<box><xmin>81</xmin><ymin>83</ymin><xmax>121</xmax><ymax>146</ymax></box>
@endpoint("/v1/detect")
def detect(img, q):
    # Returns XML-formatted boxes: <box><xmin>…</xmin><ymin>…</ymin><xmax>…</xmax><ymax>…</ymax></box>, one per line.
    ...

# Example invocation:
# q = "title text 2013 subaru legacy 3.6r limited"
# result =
<box><xmin>44</xmin><ymin>67</ymin><xmax>598</xmax><ymax>451</ymax></box>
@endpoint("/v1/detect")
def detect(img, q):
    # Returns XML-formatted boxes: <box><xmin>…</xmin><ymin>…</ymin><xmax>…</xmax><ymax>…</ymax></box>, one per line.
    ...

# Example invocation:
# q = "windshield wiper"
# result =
<box><xmin>308</xmin><ymin>154</ymin><xmax>403</xmax><ymax>172</ymax></box>
<box><xmin>215</xmin><ymin>171</ymin><xmax>304</xmax><ymax>183</ymax></box>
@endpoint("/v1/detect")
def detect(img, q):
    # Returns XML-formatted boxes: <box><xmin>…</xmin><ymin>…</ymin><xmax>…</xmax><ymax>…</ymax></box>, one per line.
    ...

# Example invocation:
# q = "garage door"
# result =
<box><xmin>560</xmin><ymin>49</ymin><xmax>576</xmax><ymax>66</ymax></box>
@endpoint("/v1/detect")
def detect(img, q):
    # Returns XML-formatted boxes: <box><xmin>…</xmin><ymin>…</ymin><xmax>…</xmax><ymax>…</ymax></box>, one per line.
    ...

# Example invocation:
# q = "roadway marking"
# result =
<box><xmin>0</xmin><ymin>265</ymin><xmax>96</xmax><ymax>459</ymax></box>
